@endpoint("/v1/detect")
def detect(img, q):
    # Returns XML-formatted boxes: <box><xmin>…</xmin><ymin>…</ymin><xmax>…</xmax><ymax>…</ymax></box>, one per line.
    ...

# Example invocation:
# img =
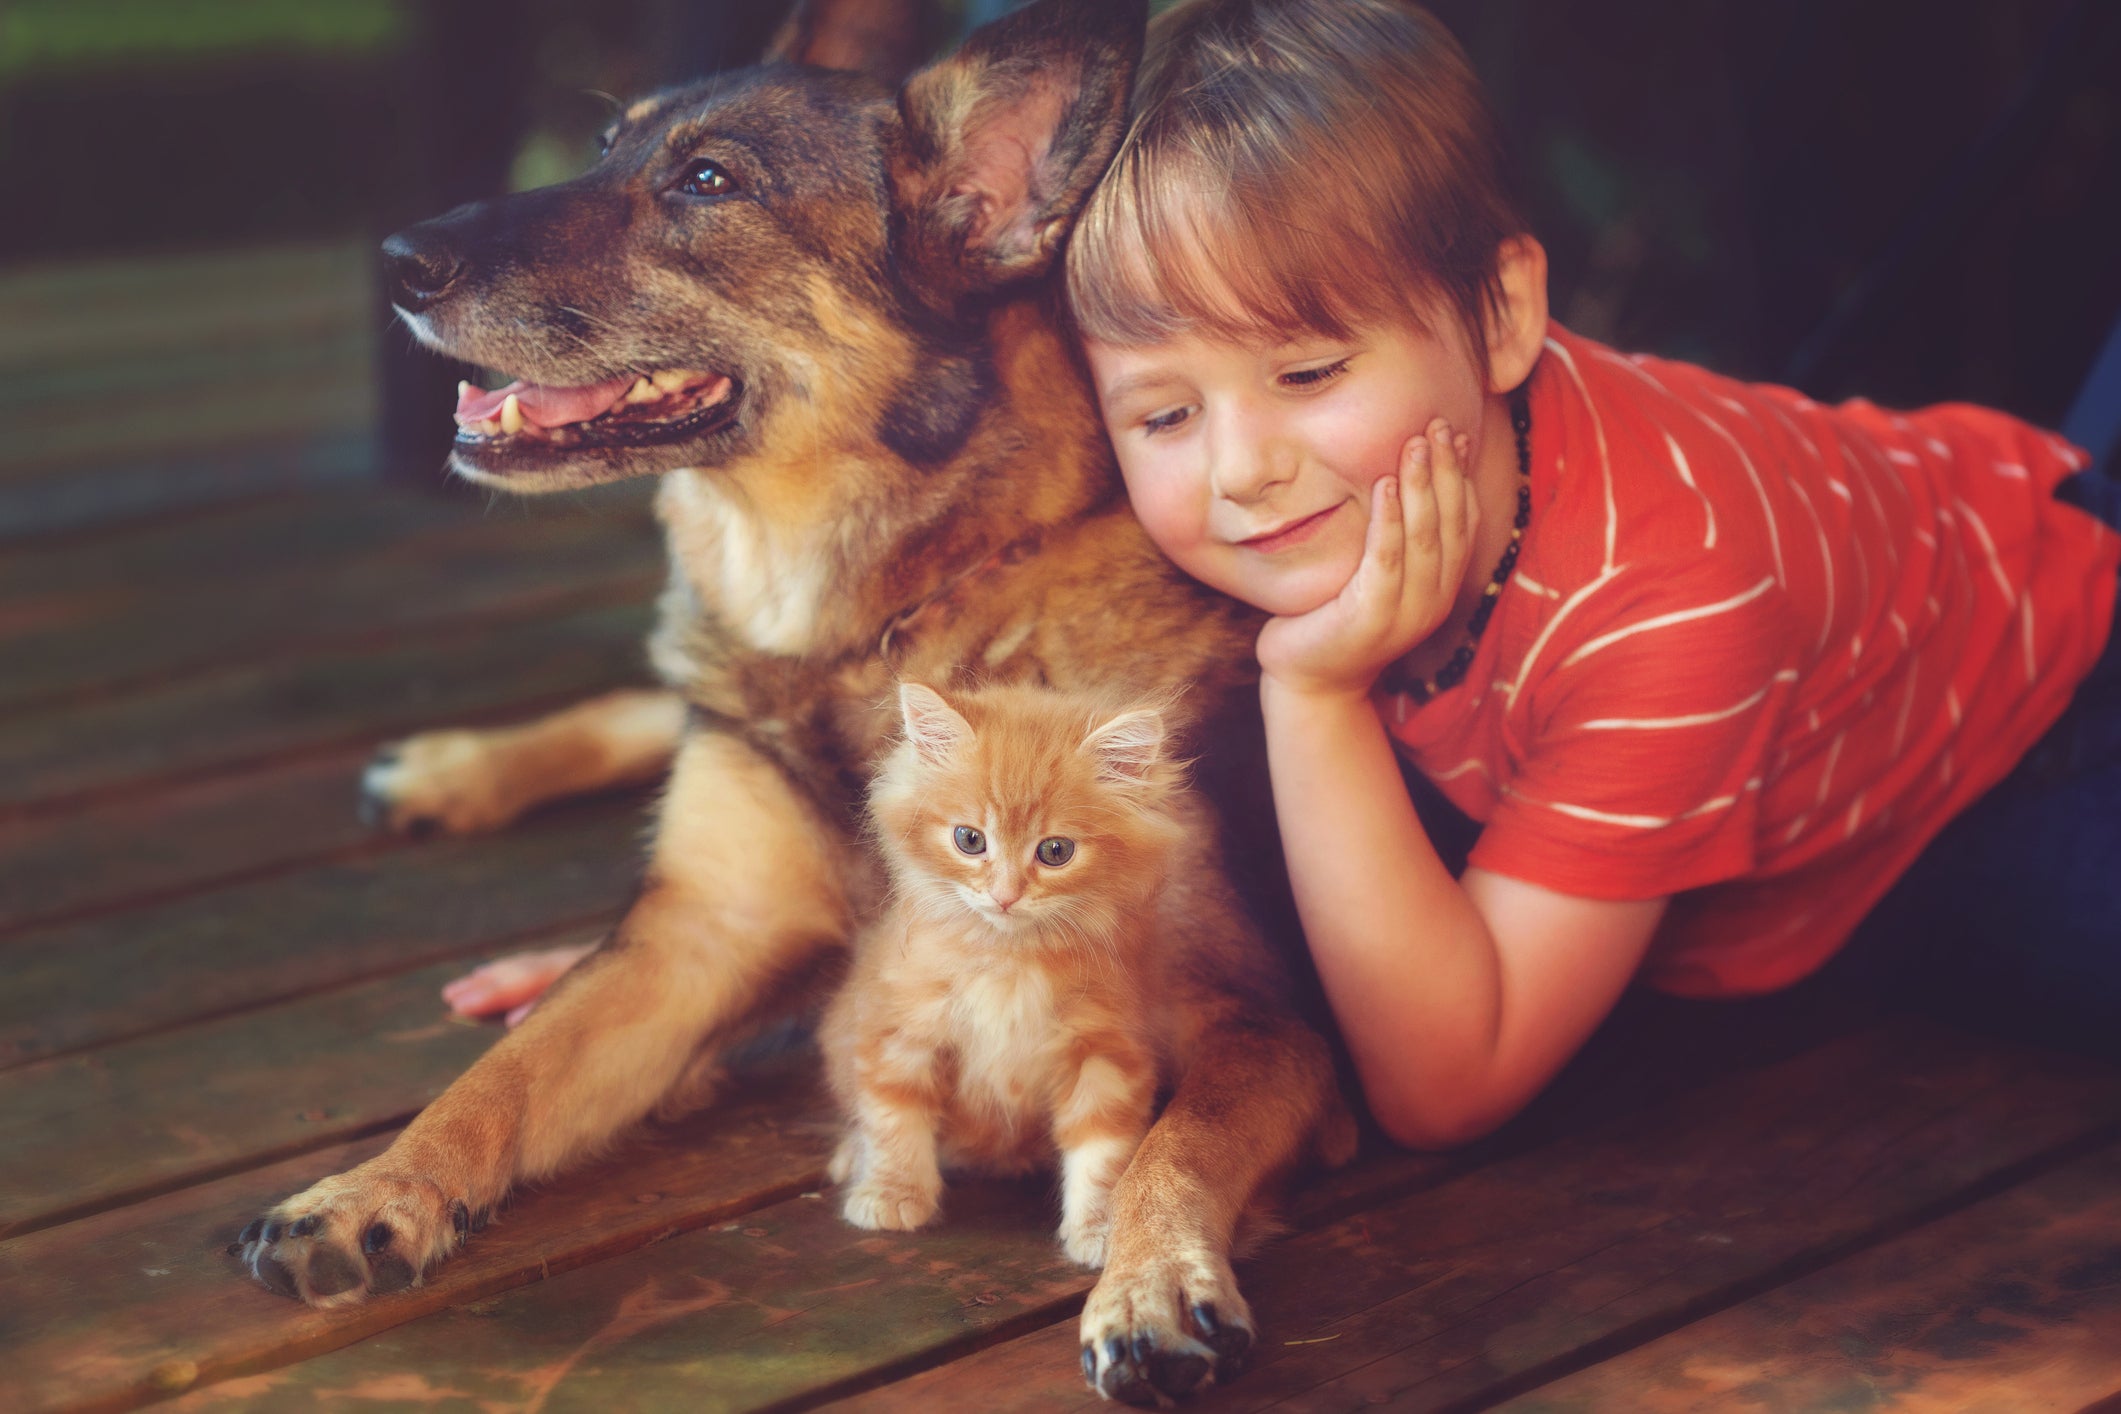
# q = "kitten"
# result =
<box><xmin>821</xmin><ymin>679</ymin><xmax>1198</xmax><ymax>1267</ymax></box>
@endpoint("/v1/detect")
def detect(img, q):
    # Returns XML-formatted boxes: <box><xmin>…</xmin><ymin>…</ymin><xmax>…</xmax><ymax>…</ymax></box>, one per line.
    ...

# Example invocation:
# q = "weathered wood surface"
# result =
<box><xmin>0</xmin><ymin>598</ymin><xmax>654</xmax><ymax>812</ymax></box>
<box><xmin>0</xmin><ymin>798</ymin><xmax>643</xmax><ymax>1067</ymax></box>
<box><xmin>1499</xmin><ymin>1139</ymin><xmax>2121</xmax><ymax>1412</ymax></box>
<box><xmin>0</xmin><ymin>485</ymin><xmax>658</xmax><ymax>713</ymax></box>
<box><xmin>5</xmin><ymin>446</ymin><xmax>2121</xmax><ymax>1414</ymax></box>
<box><xmin>133</xmin><ymin>1022</ymin><xmax>2121</xmax><ymax>1414</ymax></box>
<box><xmin>0</xmin><ymin>963</ymin><xmax>504</xmax><ymax>1238</ymax></box>
<box><xmin>0</xmin><ymin>1058</ymin><xmax>836</xmax><ymax>1414</ymax></box>
<box><xmin>844</xmin><ymin>1023</ymin><xmax>2121</xmax><ymax>1413</ymax></box>
<box><xmin>0</xmin><ymin>244</ymin><xmax>379</xmax><ymax>538</ymax></box>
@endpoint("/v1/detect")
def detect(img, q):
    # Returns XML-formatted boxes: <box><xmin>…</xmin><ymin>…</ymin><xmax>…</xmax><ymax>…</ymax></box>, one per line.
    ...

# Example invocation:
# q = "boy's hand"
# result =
<box><xmin>1256</xmin><ymin>419</ymin><xmax>1479</xmax><ymax>699</ymax></box>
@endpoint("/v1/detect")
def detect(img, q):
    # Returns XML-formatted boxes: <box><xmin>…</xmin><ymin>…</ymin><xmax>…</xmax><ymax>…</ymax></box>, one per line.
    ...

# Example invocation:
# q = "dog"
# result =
<box><xmin>233</xmin><ymin>0</ymin><xmax>1352</xmax><ymax>1401</ymax></box>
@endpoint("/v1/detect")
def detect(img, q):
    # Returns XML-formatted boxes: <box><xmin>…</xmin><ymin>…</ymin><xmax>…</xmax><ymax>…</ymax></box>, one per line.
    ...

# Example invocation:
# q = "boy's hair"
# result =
<box><xmin>1066</xmin><ymin>0</ymin><xmax>1524</xmax><ymax>371</ymax></box>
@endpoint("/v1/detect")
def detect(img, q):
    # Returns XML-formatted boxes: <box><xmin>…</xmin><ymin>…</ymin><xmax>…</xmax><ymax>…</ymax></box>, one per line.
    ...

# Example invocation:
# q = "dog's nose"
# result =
<box><xmin>381</xmin><ymin>231</ymin><xmax>465</xmax><ymax>313</ymax></box>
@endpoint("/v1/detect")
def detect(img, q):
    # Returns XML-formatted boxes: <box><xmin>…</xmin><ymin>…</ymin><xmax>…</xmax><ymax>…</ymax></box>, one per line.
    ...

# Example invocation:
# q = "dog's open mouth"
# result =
<box><xmin>452</xmin><ymin>368</ymin><xmax>739</xmax><ymax>465</ymax></box>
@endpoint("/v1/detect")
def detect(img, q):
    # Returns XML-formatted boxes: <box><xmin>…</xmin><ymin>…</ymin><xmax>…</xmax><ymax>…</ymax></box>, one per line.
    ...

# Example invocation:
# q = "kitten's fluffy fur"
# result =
<box><xmin>820</xmin><ymin>680</ymin><xmax>1206</xmax><ymax>1266</ymax></box>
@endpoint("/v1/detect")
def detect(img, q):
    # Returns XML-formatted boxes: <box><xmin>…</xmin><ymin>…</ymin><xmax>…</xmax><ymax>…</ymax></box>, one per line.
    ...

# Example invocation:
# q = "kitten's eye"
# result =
<box><xmin>677</xmin><ymin>158</ymin><xmax>736</xmax><ymax>198</ymax></box>
<box><xmin>953</xmin><ymin>826</ymin><xmax>986</xmax><ymax>856</ymax></box>
<box><xmin>1036</xmin><ymin>837</ymin><xmax>1075</xmax><ymax>867</ymax></box>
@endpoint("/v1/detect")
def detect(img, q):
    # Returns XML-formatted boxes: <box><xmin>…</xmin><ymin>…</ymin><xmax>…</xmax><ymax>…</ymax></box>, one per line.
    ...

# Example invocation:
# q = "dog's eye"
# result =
<box><xmin>953</xmin><ymin>826</ymin><xmax>986</xmax><ymax>856</ymax></box>
<box><xmin>678</xmin><ymin>159</ymin><xmax>736</xmax><ymax>198</ymax></box>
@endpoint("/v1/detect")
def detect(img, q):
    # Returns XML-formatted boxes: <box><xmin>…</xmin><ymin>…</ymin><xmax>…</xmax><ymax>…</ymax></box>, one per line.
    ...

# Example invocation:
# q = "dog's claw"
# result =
<box><xmin>1080</xmin><ymin>1253</ymin><xmax>1250</xmax><ymax>1402</ymax></box>
<box><xmin>237</xmin><ymin>1165</ymin><xmax>472</xmax><ymax>1306</ymax></box>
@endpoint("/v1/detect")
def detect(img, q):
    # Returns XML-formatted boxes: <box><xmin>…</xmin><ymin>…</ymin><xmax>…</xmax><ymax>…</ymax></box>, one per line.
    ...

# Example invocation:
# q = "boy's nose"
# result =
<box><xmin>1208</xmin><ymin>421</ymin><xmax>1293</xmax><ymax>506</ymax></box>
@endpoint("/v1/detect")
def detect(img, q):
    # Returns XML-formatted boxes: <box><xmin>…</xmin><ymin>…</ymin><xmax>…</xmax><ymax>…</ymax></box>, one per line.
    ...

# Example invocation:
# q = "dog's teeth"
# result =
<box><xmin>475</xmin><ymin>417</ymin><xmax>501</xmax><ymax>436</ymax></box>
<box><xmin>627</xmin><ymin>377</ymin><xmax>658</xmax><ymax>404</ymax></box>
<box><xmin>651</xmin><ymin>370</ymin><xmax>690</xmax><ymax>393</ymax></box>
<box><xmin>458</xmin><ymin>380</ymin><xmax>473</xmax><ymax>399</ymax></box>
<box><xmin>499</xmin><ymin>393</ymin><xmax>525</xmax><ymax>435</ymax></box>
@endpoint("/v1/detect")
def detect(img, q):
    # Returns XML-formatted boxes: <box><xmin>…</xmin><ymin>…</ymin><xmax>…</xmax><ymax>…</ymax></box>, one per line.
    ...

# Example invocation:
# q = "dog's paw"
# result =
<box><xmin>1079</xmin><ymin>1249</ymin><xmax>1252</xmax><ymax>1405</ymax></box>
<box><xmin>230</xmin><ymin>1165</ymin><xmax>487</xmax><ymax>1307</ymax></box>
<box><xmin>840</xmin><ymin>1173</ymin><xmax>940</xmax><ymax>1233</ymax></box>
<box><xmin>358</xmin><ymin>731</ymin><xmax>519</xmax><ymax>835</ymax></box>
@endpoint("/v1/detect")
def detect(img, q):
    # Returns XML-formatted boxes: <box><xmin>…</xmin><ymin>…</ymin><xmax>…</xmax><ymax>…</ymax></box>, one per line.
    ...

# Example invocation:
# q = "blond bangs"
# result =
<box><xmin>1068</xmin><ymin>138</ymin><xmax>1413</xmax><ymax>347</ymax></box>
<box><xmin>1063</xmin><ymin>0</ymin><xmax>1522</xmax><ymax>363</ymax></box>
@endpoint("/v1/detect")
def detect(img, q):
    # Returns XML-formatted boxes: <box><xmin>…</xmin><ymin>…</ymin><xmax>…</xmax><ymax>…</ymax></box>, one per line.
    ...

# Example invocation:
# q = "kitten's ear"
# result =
<box><xmin>1082</xmin><ymin>708</ymin><xmax>1164</xmax><ymax>784</ymax></box>
<box><xmin>899</xmin><ymin>681</ymin><xmax>973</xmax><ymax>764</ymax></box>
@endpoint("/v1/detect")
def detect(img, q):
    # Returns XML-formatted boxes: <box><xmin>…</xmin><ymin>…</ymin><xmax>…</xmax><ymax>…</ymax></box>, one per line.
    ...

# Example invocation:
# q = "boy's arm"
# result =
<box><xmin>1261</xmin><ymin>679</ymin><xmax>1664</xmax><ymax>1149</ymax></box>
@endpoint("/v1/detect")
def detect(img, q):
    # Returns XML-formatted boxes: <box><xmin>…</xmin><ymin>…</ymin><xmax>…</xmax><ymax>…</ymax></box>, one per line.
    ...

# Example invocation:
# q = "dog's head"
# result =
<box><xmin>384</xmin><ymin>0</ymin><xmax>1145</xmax><ymax>492</ymax></box>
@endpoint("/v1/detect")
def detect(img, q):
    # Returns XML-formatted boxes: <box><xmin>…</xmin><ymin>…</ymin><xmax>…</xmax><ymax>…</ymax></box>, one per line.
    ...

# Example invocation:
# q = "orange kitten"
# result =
<box><xmin>821</xmin><ymin>680</ymin><xmax>1194</xmax><ymax>1267</ymax></box>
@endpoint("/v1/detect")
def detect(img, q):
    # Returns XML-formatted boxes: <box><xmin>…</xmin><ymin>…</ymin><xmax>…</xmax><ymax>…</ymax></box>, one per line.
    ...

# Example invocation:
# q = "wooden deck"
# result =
<box><xmin>6</xmin><ymin>255</ymin><xmax>2121</xmax><ymax>1414</ymax></box>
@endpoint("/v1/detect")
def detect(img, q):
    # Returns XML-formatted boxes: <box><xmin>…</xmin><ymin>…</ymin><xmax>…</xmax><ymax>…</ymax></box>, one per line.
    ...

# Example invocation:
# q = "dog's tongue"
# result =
<box><xmin>454</xmin><ymin>375</ymin><xmax>633</xmax><ymax>429</ymax></box>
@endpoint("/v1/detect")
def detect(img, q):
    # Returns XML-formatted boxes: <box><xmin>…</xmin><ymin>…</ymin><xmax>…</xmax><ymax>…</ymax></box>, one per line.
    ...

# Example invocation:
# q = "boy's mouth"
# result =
<box><xmin>1238</xmin><ymin>504</ymin><xmax>1339</xmax><ymax>553</ymax></box>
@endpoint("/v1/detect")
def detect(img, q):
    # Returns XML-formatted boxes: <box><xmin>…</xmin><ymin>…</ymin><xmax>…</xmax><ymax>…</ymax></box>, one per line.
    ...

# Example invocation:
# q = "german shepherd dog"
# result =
<box><xmin>234</xmin><ymin>0</ymin><xmax>1352</xmax><ymax>1400</ymax></box>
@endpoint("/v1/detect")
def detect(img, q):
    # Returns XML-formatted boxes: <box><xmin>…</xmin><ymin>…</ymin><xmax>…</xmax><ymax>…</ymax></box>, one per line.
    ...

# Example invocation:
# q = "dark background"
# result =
<box><xmin>2</xmin><ymin>0</ymin><xmax>2117</xmax><ymax>523</ymax></box>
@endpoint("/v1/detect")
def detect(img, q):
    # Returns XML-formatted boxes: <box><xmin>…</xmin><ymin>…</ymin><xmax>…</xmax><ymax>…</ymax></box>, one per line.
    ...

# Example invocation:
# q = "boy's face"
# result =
<box><xmin>1085</xmin><ymin>318</ymin><xmax>1492</xmax><ymax>617</ymax></box>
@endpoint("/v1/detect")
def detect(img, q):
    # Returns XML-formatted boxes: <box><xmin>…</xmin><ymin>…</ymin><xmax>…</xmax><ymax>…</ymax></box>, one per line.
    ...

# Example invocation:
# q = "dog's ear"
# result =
<box><xmin>766</xmin><ymin>0</ymin><xmax>932</xmax><ymax>89</ymax></box>
<box><xmin>890</xmin><ymin>0</ymin><xmax>1147</xmax><ymax>316</ymax></box>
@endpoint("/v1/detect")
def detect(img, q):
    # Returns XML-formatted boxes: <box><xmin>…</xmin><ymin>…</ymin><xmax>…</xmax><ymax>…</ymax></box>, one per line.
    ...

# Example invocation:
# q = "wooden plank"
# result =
<box><xmin>840</xmin><ymin>1023</ymin><xmax>2121</xmax><ymax>1414</ymax></box>
<box><xmin>0</xmin><ymin>437</ymin><xmax>375</xmax><ymax>543</ymax></box>
<box><xmin>1498</xmin><ymin>1141</ymin><xmax>2121</xmax><ymax>1413</ymax></box>
<box><xmin>0</xmin><ymin>334</ymin><xmax>372</xmax><ymax>476</ymax></box>
<box><xmin>0</xmin><ymin>750</ymin><xmax>415</xmax><ymax>938</ymax></box>
<box><xmin>0</xmin><ymin>796</ymin><xmax>645</xmax><ymax>1067</ymax></box>
<box><xmin>0</xmin><ymin>962</ymin><xmax>510</xmax><ymax>1238</ymax></box>
<box><xmin>0</xmin><ymin>489</ymin><xmax>659</xmax><ymax>712</ymax></box>
<box><xmin>0</xmin><ymin>598</ymin><xmax>655</xmax><ymax>814</ymax></box>
<box><xmin>168</xmin><ymin>1166</ymin><xmax>1085</xmax><ymax>1414</ymax></box>
<box><xmin>0</xmin><ymin>490</ymin><xmax>446</xmax><ymax>603</ymax></box>
<box><xmin>0</xmin><ymin>1058</ymin><xmax>836</xmax><ymax>1414</ymax></box>
<box><xmin>0</xmin><ymin>244</ymin><xmax>371</xmax><ymax>368</ymax></box>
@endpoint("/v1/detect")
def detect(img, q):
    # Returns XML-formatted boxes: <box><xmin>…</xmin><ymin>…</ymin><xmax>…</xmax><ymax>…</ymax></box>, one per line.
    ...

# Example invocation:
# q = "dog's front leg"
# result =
<box><xmin>361</xmin><ymin>686</ymin><xmax>687</xmax><ymax>835</ymax></box>
<box><xmin>1079</xmin><ymin>1009</ymin><xmax>1342</xmax><ymax>1404</ymax></box>
<box><xmin>237</xmin><ymin>727</ymin><xmax>854</xmax><ymax>1306</ymax></box>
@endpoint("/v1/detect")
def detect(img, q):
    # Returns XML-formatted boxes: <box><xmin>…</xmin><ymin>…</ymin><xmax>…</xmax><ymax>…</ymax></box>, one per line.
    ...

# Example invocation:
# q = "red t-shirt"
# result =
<box><xmin>1382</xmin><ymin>324</ymin><xmax>2120</xmax><ymax>997</ymax></box>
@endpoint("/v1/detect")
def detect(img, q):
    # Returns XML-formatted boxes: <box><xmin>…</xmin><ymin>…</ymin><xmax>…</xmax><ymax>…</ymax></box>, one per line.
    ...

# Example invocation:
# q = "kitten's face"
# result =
<box><xmin>870</xmin><ymin>685</ymin><xmax>1182</xmax><ymax>943</ymax></box>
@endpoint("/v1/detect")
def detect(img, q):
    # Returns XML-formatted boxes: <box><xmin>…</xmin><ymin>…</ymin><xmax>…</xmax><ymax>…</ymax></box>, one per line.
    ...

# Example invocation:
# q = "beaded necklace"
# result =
<box><xmin>1397</xmin><ymin>384</ymin><xmax>1533</xmax><ymax>706</ymax></box>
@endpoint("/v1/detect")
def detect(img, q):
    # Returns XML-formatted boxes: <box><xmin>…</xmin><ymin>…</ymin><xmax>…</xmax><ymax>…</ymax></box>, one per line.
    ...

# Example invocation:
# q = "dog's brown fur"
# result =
<box><xmin>242</xmin><ymin>0</ymin><xmax>1353</xmax><ymax>1399</ymax></box>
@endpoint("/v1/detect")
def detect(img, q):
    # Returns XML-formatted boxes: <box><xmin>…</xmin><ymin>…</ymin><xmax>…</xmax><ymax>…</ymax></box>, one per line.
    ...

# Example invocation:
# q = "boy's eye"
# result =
<box><xmin>1141</xmin><ymin>406</ymin><xmax>1191</xmax><ymax>436</ymax></box>
<box><xmin>1281</xmin><ymin>358</ymin><xmax>1350</xmax><ymax>388</ymax></box>
<box><xmin>1036</xmin><ymin>837</ymin><xmax>1075</xmax><ymax>867</ymax></box>
<box><xmin>953</xmin><ymin>825</ymin><xmax>986</xmax><ymax>856</ymax></box>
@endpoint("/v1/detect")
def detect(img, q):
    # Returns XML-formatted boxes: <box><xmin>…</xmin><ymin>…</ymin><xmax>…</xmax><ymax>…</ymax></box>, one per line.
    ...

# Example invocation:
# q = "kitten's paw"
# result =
<box><xmin>358</xmin><ymin>731</ymin><xmax>520</xmax><ymax>835</ymax></box>
<box><xmin>826</xmin><ymin>1134</ymin><xmax>861</xmax><ymax>1187</ymax></box>
<box><xmin>231</xmin><ymin>1164</ymin><xmax>489</xmax><ymax>1307</ymax></box>
<box><xmin>1079</xmin><ymin>1247</ymin><xmax>1251</xmax><ymax>1404</ymax></box>
<box><xmin>841</xmin><ymin>1174</ymin><xmax>940</xmax><ymax>1232</ymax></box>
<box><xmin>1059</xmin><ymin>1212</ymin><xmax>1111</xmax><ymax>1268</ymax></box>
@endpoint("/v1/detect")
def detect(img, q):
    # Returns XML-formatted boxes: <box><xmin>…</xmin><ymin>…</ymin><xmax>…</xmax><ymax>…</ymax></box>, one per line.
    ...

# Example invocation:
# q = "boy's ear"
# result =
<box><xmin>890</xmin><ymin>0</ymin><xmax>1147</xmax><ymax>317</ymax></box>
<box><xmin>1484</xmin><ymin>235</ymin><xmax>1551</xmax><ymax>395</ymax></box>
<box><xmin>1081</xmin><ymin>707</ymin><xmax>1164</xmax><ymax>784</ymax></box>
<box><xmin>898</xmin><ymin>681</ymin><xmax>973</xmax><ymax>764</ymax></box>
<box><xmin>765</xmin><ymin>0</ymin><xmax>932</xmax><ymax>89</ymax></box>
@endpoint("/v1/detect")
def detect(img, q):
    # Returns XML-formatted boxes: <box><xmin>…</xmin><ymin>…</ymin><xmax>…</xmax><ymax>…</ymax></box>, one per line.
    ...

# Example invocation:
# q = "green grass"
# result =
<box><xmin>0</xmin><ymin>0</ymin><xmax>406</xmax><ymax>80</ymax></box>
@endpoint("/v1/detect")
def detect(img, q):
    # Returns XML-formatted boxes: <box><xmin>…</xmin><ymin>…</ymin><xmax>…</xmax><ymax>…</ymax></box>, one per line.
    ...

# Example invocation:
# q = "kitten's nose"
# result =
<box><xmin>990</xmin><ymin>884</ymin><xmax>1022</xmax><ymax>912</ymax></box>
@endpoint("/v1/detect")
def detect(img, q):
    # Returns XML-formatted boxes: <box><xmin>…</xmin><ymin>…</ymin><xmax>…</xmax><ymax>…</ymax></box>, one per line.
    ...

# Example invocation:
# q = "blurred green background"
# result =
<box><xmin>1</xmin><ymin>0</ymin><xmax>2116</xmax><ymax>537</ymax></box>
